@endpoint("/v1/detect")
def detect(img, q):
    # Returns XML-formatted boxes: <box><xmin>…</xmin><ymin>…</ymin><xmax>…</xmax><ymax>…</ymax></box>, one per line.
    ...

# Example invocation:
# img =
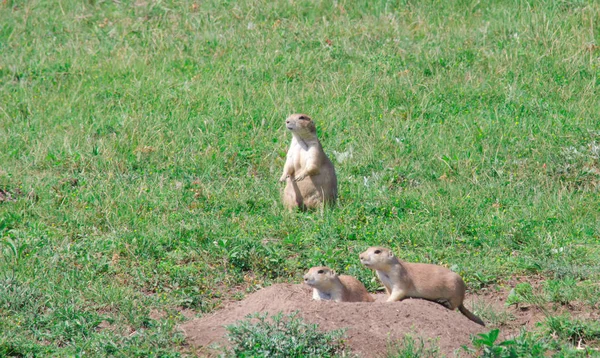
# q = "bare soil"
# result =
<box><xmin>180</xmin><ymin>283</ymin><xmax>486</xmax><ymax>357</ymax></box>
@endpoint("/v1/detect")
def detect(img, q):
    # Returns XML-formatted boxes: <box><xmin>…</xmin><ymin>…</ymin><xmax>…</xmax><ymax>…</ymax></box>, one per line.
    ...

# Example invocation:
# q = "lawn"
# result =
<box><xmin>1</xmin><ymin>0</ymin><xmax>599</xmax><ymax>356</ymax></box>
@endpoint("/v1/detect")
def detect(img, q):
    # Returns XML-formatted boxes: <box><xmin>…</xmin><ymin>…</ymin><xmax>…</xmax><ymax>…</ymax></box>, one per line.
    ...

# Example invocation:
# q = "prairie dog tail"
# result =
<box><xmin>458</xmin><ymin>304</ymin><xmax>485</xmax><ymax>326</ymax></box>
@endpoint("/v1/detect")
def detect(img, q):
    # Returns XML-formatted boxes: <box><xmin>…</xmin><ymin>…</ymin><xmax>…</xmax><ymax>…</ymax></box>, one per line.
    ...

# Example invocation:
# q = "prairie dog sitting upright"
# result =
<box><xmin>303</xmin><ymin>266</ymin><xmax>374</xmax><ymax>303</ymax></box>
<box><xmin>359</xmin><ymin>246</ymin><xmax>485</xmax><ymax>326</ymax></box>
<box><xmin>279</xmin><ymin>114</ymin><xmax>337</xmax><ymax>210</ymax></box>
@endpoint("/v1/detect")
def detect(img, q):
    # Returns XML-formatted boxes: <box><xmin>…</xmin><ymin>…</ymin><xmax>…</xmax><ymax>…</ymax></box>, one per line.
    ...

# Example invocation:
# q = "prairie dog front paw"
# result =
<box><xmin>294</xmin><ymin>172</ymin><xmax>306</xmax><ymax>182</ymax></box>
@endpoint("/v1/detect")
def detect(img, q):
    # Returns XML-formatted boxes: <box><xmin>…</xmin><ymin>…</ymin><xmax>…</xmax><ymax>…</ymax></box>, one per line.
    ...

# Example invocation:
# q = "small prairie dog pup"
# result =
<box><xmin>359</xmin><ymin>247</ymin><xmax>485</xmax><ymax>326</ymax></box>
<box><xmin>279</xmin><ymin>114</ymin><xmax>337</xmax><ymax>210</ymax></box>
<box><xmin>303</xmin><ymin>266</ymin><xmax>374</xmax><ymax>303</ymax></box>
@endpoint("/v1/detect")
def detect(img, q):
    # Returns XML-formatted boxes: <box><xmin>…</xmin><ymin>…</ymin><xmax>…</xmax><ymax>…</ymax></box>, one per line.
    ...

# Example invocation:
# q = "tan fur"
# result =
<box><xmin>280</xmin><ymin>114</ymin><xmax>337</xmax><ymax>211</ymax></box>
<box><xmin>359</xmin><ymin>247</ymin><xmax>485</xmax><ymax>326</ymax></box>
<box><xmin>303</xmin><ymin>266</ymin><xmax>374</xmax><ymax>303</ymax></box>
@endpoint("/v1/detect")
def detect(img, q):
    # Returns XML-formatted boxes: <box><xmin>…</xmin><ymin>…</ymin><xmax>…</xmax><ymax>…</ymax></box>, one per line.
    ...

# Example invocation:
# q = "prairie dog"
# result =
<box><xmin>359</xmin><ymin>247</ymin><xmax>485</xmax><ymax>326</ymax></box>
<box><xmin>303</xmin><ymin>266</ymin><xmax>374</xmax><ymax>303</ymax></box>
<box><xmin>279</xmin><ymin>114</ymin><xmax>337</xmax><ymax>210</ymax></box>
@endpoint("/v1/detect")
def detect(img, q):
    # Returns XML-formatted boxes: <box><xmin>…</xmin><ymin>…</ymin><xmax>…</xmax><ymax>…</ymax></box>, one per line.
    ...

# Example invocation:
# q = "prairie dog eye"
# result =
<box><xmin>317</xmin><ymin>269</ymin><xmax>324</xmax><ymax>274</ymax></box>
<box><xmin>299</xmin><ymin>115</ymin><xmax>309</xmax><ymax>120</ymax></box>
<box><xmin>374</xmin><ymin>250</ymin><xmax>381</xmax><ymax>254</ymax></box>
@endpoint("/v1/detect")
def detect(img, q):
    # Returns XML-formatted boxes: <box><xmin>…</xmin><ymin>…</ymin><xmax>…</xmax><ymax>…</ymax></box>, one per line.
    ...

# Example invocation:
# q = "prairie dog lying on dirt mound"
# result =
<box><xmin>303</xmin><ymin>266</ymin><xmax>374</xmax><ymax>303</ymax></box>
<box><xmin>279</xmin><ymin>114</ymin><xmax>337</xmax><ymax>210</ymax></box>
<box><xmin>359</xmin><ymin>246</ymin><xmax>485</xmax><ymax>326</ymax></box>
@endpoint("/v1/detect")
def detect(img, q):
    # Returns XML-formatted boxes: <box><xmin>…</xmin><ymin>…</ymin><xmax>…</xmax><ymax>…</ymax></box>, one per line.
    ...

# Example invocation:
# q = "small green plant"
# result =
<box><xmin>0</xmin><ymin>236</ymin><xmax>28</xmax><ymax>265</ymax></box>
<box><xmin>465</xmin><ymin>329</ymin><xmax>551</xmax><ymax>358</ymax></box>
<box><xmin>225</xmin><ymin>312</ymin><xmax>350</xmax><ymax>357</ymax></box>
<box><xmin>469</xmin><ymin>329</ymin><xmax>515</xmax><ymax>357</ymax></box>
<box><xmin>505</xmin><ymin>283</ymin><xmax>536</xmax><ymax>306</ymax></box>
<box><xmin>387</xmin><ymin>335</ymin><xmax>440</xmax><ymax>358</ymax></box>
<box><xmin>472</xmin><ymin>272</ymin><xmax>498</xmax><ymax>289</ymax></box>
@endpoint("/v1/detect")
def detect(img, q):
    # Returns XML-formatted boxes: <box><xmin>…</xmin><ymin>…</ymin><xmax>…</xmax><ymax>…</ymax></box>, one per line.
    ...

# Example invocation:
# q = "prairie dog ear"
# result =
<box><xmin>388</xmin><ymin>250</ymin><xmax>394</xmax><ymax>258</ymax></box>
<box><xmin>329</xmin><ymin>270</ymin><xmax>337</xmax><ymax>277</ymax></box>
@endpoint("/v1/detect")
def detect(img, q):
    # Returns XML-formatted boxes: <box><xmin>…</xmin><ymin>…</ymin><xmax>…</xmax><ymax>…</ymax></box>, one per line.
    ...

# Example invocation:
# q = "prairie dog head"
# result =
<box><xmin>359</xmin><ymin>246</ymin><xmax>399</xmax><ymax>270</ymax></box>
<box><xmin>285</xmin><ymin>114</ymin><xmax>316</xmax><ymax>138</ymax></box>
<box><xmin>304</xmin><ymin>266</ymin><xmax>337</xmax><ymax>289</ymax></box>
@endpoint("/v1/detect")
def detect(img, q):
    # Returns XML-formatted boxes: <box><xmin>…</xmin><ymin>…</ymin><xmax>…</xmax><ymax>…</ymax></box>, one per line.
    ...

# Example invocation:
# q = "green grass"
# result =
<box><xmin>1</xmin><ymin>0</ymin><xmax>600</xmax><ymax>355</ymax></box>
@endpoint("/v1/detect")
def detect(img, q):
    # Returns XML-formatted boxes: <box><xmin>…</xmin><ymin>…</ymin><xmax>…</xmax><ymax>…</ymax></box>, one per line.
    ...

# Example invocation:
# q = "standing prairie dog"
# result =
<box><xmin>359</xmin><ymin>246</ymin><xmax>485</xmax><ymax>326</ymax></box>
<box><xmin>303</xmin><ymin>266</ymin><xmax>374</xmax><ymax>303</ymax></box>
<box><xmin>280</xmin><ymin>114</ymin><xmax>337</xmax><ymax>211</ymax></box>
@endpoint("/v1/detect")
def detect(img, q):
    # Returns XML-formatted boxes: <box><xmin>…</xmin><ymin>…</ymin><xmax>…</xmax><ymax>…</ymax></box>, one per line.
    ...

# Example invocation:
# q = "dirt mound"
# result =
<box><xmin>181</xmin><ymin>284</ymin><xmax>485</xmax><ymax>357</ymax></box>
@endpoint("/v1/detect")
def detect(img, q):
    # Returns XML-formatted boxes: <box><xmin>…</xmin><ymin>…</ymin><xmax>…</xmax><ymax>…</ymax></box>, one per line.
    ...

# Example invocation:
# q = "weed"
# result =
<box><xmin>505</xmin><ymin>283</ymin><xmax>538</xmax><ymax>307</ymax></box>
<box><xmin>465</xmin><ymin>328</ymin><xmax>551</xmax><ymax>358</ymax></box>
<box><xmin>387</xmin><ymin>335</ymin><xmax>440</xmax><ymax>358</ymax></box>
<box><xmin>225</xmin><ymin>312</ymin><xmax>350</xmax><ymax>357</ymax></box>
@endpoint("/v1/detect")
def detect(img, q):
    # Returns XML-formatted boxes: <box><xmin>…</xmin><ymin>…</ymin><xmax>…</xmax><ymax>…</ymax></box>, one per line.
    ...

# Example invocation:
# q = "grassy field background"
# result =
<box><xmin>1</xmin><ymin>0</ymin><xmax>599</xmax><ymax>356</ymax></box>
